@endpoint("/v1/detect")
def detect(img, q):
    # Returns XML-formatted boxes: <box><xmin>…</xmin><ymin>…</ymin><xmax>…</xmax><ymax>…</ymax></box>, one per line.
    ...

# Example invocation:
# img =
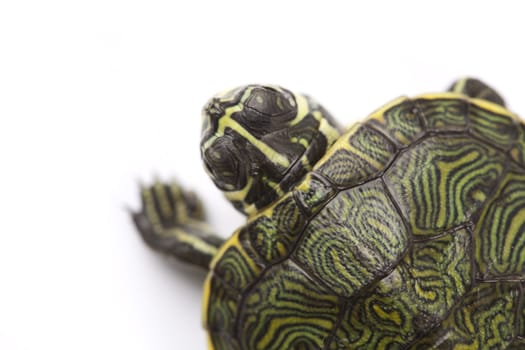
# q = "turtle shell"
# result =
<box><xmin>203</xmin><ymin>93</ymin><xmax>525</xmax><ymax>349</ymax></box>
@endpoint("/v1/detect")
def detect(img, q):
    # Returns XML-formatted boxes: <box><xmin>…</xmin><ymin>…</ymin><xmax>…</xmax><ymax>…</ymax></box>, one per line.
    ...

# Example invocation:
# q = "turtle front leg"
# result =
<box><xmin>448</xmin><ymin>77</ymin><xmax>506</xmax><ymax>107</ymax></box>
<box><xmin>131</xmin><ymin>180</ymin><xmax>224</xmax><ymax>270</ymax></box>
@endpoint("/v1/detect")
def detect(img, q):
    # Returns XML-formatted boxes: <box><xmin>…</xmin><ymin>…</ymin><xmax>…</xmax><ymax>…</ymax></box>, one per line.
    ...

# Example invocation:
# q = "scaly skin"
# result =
<box><xmin>133</xmin><ymin>79</ymin><xmax>525</xmax><ymax>349</ymax></box>
<box><xmin>200</xmin><ymin>85</ymin><xmax>342</xmax><ymax>216</ymax></box>
<box><xmin>205</xmin><ymin>89</ymin><xmax>525</xmax><ymax>349</ymax></box>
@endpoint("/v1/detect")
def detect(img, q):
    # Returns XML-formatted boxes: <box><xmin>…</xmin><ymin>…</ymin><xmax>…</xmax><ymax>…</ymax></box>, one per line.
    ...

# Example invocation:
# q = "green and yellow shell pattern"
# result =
<box><xmin>203</xmin><ymin>90</ymin><xmax>525</xmax><ymax>349</ymax></box>
<box><xmin>133</xmin><ymin>78</ymin><xmax>525</xmax><ymax>349</ymax></box>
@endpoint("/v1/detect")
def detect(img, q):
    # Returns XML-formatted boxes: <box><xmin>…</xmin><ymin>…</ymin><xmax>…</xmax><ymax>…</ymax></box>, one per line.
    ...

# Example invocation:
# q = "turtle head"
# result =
<box><xmin>201</xmin><ymin>84</ymin><xmax>342</xmax><ymax>216</ymax></box>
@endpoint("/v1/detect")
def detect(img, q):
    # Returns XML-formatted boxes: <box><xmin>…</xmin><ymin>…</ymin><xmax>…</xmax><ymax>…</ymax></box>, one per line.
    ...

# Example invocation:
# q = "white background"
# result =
<box><xmin>1</xmin><ymin>1</ymin><xmax>525</xmax><ymax>349</ymax></box>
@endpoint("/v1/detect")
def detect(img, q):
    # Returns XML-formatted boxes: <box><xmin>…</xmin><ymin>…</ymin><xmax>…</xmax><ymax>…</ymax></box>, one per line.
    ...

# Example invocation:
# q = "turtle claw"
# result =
<box><xmin>131</xmin><ymin>179</ymin><xmax>222</xmax><ymax>269</ymax></box>
<box><xmin>135</xmin><ymin>179</ymin><xmax>205</xmax><ymax>231</ymax></box>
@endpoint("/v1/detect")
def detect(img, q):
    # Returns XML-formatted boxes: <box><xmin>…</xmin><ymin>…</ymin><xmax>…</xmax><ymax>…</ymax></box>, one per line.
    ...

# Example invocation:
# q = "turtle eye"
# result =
<box><xmin>202</xmin><ymin>136</ymin><xmax>246</xmax><ymax>192</ymax></box>
<box><xmin>243</xmin><ymin>86</ymin><xmax>296</xmax><ymax>118</ymax></box>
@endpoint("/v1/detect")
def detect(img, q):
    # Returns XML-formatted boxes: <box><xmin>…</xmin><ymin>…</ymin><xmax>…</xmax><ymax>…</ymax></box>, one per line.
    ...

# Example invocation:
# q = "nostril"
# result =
<box><xmin>205</xmin><ymin>98</ymin><xmax>224</xmax><ymax>120</ymax></box>
<box><xmin>202</xmin><ymin>98</ymin><xmax>226</xmax><ymax>136</ymax></box>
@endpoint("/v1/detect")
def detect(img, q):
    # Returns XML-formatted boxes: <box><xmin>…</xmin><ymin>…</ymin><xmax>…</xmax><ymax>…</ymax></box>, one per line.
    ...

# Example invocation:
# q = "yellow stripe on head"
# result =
<box><xmin>201</xmin><ymin>84</ymin><xmax>342</xmax><ymax>216</ymax></box>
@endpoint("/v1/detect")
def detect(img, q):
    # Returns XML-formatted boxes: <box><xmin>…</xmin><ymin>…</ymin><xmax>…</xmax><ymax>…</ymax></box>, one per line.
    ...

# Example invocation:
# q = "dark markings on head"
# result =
<box><xmin>201</xmin><ymin>85</ymin><xmax>342</xmax><ymax>216</ymax></box>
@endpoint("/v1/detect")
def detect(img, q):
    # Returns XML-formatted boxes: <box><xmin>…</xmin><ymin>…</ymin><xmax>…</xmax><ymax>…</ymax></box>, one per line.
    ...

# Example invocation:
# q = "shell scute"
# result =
<box><xmin>330</xmin><ymin>227</ymin><xmax>472</xmax><ymax>349</ymax></box>
<box><xmin>384</xmin><ymin>135</ymin><xmax>507</xmax><ymax>237</ymax></box>
<box><xmin>408</xmin><ymin>282</ymin><xmax>521</xmax><ymax>349</ymax></box>
<box><xmin>238</xmin><ymin>195</ymin><xmax>306</xmax><ymax>265</ymax></box>
<box><xmin>205</xmin><ymin>275</ymin><xmax>240</xmax><ymax>333</ymax></box>
<box><xmin>315</xmin><ymin>123</ymin><xmax>397</xmax><ymax>188</ymax></box>
<box><xmin>293</xmin><ymin>178</ymin><xmax>410</xmax><ymax>298</ymax></box>
<box><xmin>293</xmin><ymin>174</ymin><xmax>336</xmax><ymax>217</ymax></box>
<box><xmin>236</xmin><ymin>260</ymin><xmax>341</xmax><ymax>350</ymax></box>
<box><xmin>468</xmin><ymin>101</ymin><xmax>520</xmax><ymax>151</ymax></box>
<box><xmin>475</xmin><ymin>168</ymin><xmax>525</xmax><ymax>279</ymax></box>
<box><xmin>366</xmin><ymin>97</ymin><xmax>425</xmax><ymax>146</ymax></box>
<box><xmin>212</xmin><ymin>237</ymin><xmax>263</xmax><ymax>292</ymax></box>
<box><xmin>416</xmin><ymin>97</ymin><xmax>469</xmax><ymax>132</ymax></box>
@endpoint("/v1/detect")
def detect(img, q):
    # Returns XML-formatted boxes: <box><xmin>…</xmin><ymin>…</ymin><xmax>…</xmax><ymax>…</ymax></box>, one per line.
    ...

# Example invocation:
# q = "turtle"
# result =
<box><xmin>132</xmin><ymin>78</ymin><xmax>525</xmax><ymax>349</ymax></box>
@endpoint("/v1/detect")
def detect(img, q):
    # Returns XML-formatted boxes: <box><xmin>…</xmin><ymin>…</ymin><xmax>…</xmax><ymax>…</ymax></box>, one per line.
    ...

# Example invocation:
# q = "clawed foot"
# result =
<box><xmin>131</xmin><ymin>179</ymin><xmax>223</xmax><ymax>269</ymax></box>
<box><xmin>133</xmin><ymin>180</ymin><xmax>205</xmax><ymax>234</ymax></box>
